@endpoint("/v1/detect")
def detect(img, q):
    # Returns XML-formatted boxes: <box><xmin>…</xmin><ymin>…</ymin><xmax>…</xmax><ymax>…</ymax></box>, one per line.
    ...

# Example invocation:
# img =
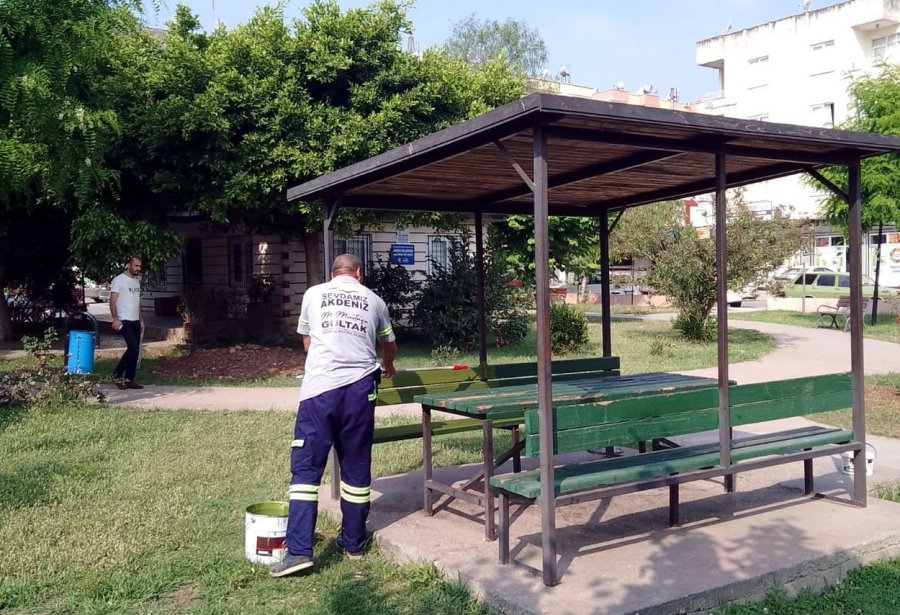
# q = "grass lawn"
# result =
<box><xmin>2</xmin><ymin>375</ymin><xmax>899</xmax><ymax>614</ymax></box>
<box><xmin>0</xmin><ymin>403</ymin><xmax>496</xmax><ymax>615</ymax></box>
<box><xmin>0</xmin><ymin>320</ymin><xmax>776</xmax><ymax>387</ymax></box>
<box><xmin>731</xmin><ymin>309</ymin><xmax>900</xmax><ymax>344</ymax></box>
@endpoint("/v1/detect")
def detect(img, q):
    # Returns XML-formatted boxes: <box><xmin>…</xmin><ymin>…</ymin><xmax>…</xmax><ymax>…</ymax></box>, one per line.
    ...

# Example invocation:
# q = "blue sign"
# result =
<box><xmin>390</xmin><ymin>243</ymin><xmax>415</xmax><ymax>265</ymax></box>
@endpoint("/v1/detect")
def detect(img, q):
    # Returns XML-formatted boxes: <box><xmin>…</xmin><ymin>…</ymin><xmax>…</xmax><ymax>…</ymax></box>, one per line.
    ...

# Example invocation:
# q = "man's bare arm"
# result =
<box><xmin>380</xmin><ymin>340</ymin><xmax>397</xmax><ymax>378</ymax></box>
<box><xmin>109</xmin><ymin>292</ymin><xmax>121</xmax><ymax>330</ymax></box>
<box><xmin>302</xmin><ymin>335</ymin><xmax>311</xmax><ymax>352</ymax></box>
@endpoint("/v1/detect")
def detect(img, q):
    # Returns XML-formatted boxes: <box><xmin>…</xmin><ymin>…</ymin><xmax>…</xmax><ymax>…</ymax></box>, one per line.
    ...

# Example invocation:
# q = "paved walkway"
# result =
<box><xmin>101</xmin><ymin>318</ymin><xmax>899</xmax><ymax>410</ymax></box>
<box><xmin>93</xmin><ymin>320</ymin><xmax>900</xmax><ymax>614</ymax></box>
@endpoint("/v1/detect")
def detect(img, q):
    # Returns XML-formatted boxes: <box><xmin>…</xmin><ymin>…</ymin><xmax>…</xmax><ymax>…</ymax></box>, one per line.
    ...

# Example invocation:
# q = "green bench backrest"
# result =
<box><xmin>523</xmin><ymin>373</ymin><xmax>853</xmax><ymax>456</ymax></box>
<box><xmin>376</xmin><ymin>356</ymin><xmax>620</xmax><ymax>405</ymax></box>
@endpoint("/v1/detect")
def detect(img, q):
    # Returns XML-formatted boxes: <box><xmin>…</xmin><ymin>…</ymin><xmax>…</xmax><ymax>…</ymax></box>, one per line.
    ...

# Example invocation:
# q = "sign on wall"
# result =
<box><xmin>396</xmin><ymin>227</ymin><xmax>409</xmax><ymax>244</ymax></box>
<box><xmin>390</xmin><ymin>243</ymin><xmax>415</xmax><ymax>265</ymax></box>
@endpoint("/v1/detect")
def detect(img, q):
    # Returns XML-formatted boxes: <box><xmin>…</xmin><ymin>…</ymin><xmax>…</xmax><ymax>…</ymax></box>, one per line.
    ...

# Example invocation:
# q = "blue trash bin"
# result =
<box><xmin>66</xmin><ymin>330</ymin><xmax>95</xmax><ymax>374</ymax></box>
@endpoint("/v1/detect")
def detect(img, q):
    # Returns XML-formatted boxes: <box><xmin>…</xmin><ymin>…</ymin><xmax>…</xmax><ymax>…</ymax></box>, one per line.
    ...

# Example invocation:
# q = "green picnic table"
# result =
<box><xmin>414</xmin><ymin>371</ymin><xmax>723</xmax><ymax>541</ymax></box>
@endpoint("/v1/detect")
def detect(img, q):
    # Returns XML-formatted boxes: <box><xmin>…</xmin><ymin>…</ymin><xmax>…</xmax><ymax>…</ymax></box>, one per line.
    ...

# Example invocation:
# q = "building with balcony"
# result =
<box><xmin>695</xmin><ymin>0</ymin><xmax>900</xmax><ymax>285</ymax></box>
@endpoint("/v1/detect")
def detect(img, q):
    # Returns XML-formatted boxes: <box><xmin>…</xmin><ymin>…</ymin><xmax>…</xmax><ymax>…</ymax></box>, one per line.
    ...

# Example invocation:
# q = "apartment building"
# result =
<box><xmin>695</xmin><ymin>0</ymin><xmax>900</xmax><ymax>285</ymax></box>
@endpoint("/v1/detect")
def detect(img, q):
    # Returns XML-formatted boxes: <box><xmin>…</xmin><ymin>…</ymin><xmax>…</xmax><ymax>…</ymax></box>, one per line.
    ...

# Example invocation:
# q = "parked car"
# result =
<box><xmin>783</xmin><ymin>272</ymin><xmax>895</xmax><ymax>299</ymax></box>
<box><xmin>96</xmin><ymin>284</ymin><xmax>111</xmax><ymax>302</ymax></box>
<box><xmin>726</xmin><ymin>290</ymin><xmax>743</xmax><ymax>307</ymax></box>
<box><xmin>773</xmin><ymin>266</ymin><xmax>834</xmax><ymax>282</ymax></box>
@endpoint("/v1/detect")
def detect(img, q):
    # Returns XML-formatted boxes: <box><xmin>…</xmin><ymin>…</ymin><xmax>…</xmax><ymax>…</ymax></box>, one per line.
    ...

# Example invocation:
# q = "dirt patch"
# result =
<box><xmin>159</xmin><ymin>584</ymin><xmax>200</xmax><ymax>612</ymax></box>
<box><xmin>151</xmin><ymin>344</ymin><xmax>305</xmax><ymax>381</ymax></box>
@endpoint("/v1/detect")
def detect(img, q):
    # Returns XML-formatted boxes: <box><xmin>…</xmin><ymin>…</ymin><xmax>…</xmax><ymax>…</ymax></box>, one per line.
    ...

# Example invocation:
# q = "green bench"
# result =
<box><xmin>372</xmin><ymin>356</ymin><xmax>621</xmax><ymax>443</ymax></box>
<box><xmin>490</xmin><ymin>373</ymin><xmax>860</xmax><ymax>575</ymax></box>
<box><xmin>327</xmin><ymin>356</ymin><xmax>621</xmax><ymax>497</ymax></box>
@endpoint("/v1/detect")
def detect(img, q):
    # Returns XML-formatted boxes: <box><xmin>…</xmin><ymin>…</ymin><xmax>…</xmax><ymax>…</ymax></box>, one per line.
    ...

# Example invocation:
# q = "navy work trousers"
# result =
<box><xmin>114</xmin><ymin>320</ymin><xmax>141</xmax><ymax>381</ymax></box>
<box><xmin>287</xmin><ymin>372</ymin><xmax>378</xmax><ymax>557</ymax></box>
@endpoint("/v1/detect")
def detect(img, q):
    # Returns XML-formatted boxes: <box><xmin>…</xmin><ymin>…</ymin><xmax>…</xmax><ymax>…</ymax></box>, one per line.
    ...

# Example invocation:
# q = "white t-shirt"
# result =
<box><xmin>297</xmin><ymin>275</ymin><xmax>395</xmax><ymax>401</ymax></box>
<box><xmin>110</xmin><ymin>273</ymin><xmax>142</xmax><ymax>321</ymax></box>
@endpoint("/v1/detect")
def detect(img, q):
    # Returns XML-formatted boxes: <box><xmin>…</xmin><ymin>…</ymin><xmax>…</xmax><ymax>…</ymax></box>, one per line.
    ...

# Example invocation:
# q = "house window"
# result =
<box><xmin>811</xmin><ymin>102</ymin><xmax>834</xmax><ymax>127</ymax></box>
<box><xmin>229</xmin><ymin>236</ymin><xmax>254</xmax><ymax>285</ymax></box>
<box><xmin>333</xmin><ymin>235</ymin><xmax>372</xmax><ymax>273</ymax></box>
<box><xmin>427</xmin><ymin>236</ymin><xmax>451</xmax><ymax>275</ymax></box>
<box><xmin>873</xmin><ymin>33</ymin><xmax>900</xmax><ymax>59</ymax></box>
<box><xmin>146</xmin><ymin>267</ymin><xmax>167</xmax><ymax>289</ymax></box>
<box><xmin>747</xmin><ymin>55</ymin><xmax>769</xmax><ymax>89</ymax></box>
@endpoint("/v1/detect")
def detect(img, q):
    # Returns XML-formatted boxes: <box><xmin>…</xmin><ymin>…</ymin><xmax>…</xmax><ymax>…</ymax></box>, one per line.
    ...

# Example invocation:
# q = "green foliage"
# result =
<box><xmin>414</xmin><ymin>233</ymin><xmax>530</xmax><ymax>352</ymax></box>
<box><xmin>808</xmin><ymin>62</ymin><xmax>900</xmax><ymax>233</ymax></box>
<box><xmin>246</xmin><ymin>273</ymin><xmax>275</xmax><ymax>304</ymax></box>
<box><xmin>430</xmin><ymin>345</ymin><xmax>461</xmax><ymax>367</ymax></box>
<box><xmin>444</xmin><ymin>13</ymin><xmax>548</xmax><ymax>76</ymax></box>
<box><xmin>69</xmin><ymin>208</ymin><xmax>182</xmax><ymax>282</ymax></box>
<box><xmin>489</xmin><ymin>216</ymin><xmax>600</xmax><ymax>282</ymax></box>
<box><xmin>365</xmin><ymin>255</ymin><xmax>420</xmax><ymax>325</ymax></box>
<box><xmin>413</xmin><ymin>236</ymin><xmax>478</xmax><ymax>352</ymax></box>
<box><xmin>0</xmin><ymin>328</ymin><xmax>103</xmax><ymax>408</ymax></box>
<box><xmin>549</xmin><ymin>303</ymin><xmax>589</xmax><ymax>355</ymax></box>
<box><xmin>645</xmin><ymin>195</ymin><xmax>805</xmax><ymax>341</ymax></box>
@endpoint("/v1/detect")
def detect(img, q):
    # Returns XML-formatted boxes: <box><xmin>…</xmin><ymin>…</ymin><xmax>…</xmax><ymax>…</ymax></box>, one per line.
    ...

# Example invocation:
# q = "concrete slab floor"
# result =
<box><xmin>319</xmin><ymin>429</ymin><xmax>900</xmax><ymax>615</ymax></box>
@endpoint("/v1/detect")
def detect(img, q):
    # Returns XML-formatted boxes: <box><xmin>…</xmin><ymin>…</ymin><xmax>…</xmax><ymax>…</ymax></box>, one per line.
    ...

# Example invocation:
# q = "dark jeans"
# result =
<box><xmin>114</xmin><ymin>320</ymin><xmax>141</xmax><ymax>381</ymax></box>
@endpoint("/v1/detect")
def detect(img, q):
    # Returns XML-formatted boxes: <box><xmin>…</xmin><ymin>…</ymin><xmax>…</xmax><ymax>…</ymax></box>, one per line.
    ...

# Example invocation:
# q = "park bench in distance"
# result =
<box><xmin>490</xmin><ymin>373</ymin><xmax>859</xmax><ymax>580</ymax></box>
<box><xmin>327</xmin><ymin>356</ymin><xmax>621</xmax><ymax>498</ymax></box>
<box><xmin>817</xmin><ymin>295</ymin><xmax>869</xmax><ymax>332</ymax></box>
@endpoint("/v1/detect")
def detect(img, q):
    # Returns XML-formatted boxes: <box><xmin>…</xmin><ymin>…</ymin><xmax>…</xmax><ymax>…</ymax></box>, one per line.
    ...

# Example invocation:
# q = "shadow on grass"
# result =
<box><xmin>0</xmin><ymin>405</ymin><xmax>27</xmax><ymax>435</ymax></box>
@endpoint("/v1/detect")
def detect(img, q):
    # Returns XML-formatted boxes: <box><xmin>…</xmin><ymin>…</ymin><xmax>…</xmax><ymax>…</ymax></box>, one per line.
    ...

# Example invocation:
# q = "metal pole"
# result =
<box><xmin>872</xmin><ymin>221</ymin><xmax>883</xmax><ymax>325</ymax></box>
<box><xmin>599</xmin><ymin>212</ymin><xmax>612</xmax><ymax>357</ymax></box>
<box><xmin>714</xmin><ymin>152</ymin><xmax>733</xmax><ymax>492</ymax></box>
<box><xmin>323</xmin><ymin>200</ymin><xmax>340</xmax><ymax>501</ymax></box>
<box><xmin>848</xmin><ymin>161</ymin><xmax>867</xmax><ymax>505</ymax></box>
<box><xmin>475</xmin><ymin>211</ymin><xmax>488</xmax><ymax>368</ymax></box>
<box><xmin>533</xmin><ymin>126</ymin><xmax>558</xmax><ymax>586</ymax></box>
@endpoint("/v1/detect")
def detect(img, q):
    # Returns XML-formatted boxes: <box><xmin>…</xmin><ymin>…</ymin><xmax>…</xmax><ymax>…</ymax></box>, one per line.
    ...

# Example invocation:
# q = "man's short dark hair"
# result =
<box><xmin>332</xmin><ymin>254</ymin><xmax>362</xmax><ymax>276</ymax></box>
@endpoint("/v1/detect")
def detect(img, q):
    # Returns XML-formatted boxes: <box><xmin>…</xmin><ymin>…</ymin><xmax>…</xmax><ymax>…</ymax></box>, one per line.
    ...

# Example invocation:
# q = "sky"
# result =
<box><xmin>141</xmin><ymin>0</ymin><xmax>846</xmax><ymax>102</ymax></box>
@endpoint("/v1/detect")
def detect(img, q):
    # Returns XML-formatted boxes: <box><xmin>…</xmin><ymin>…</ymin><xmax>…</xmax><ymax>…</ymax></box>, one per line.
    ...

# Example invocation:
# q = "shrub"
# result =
<box><xmin>413</xmin><ymin>234</ymin><xmax>531</xmax><ymax>352</ymax></box>
<box><xmin>430</xmin><ymin>345</ymin><xmax>460</xmax><ymax>367</ymax></box>
<box><xmin>0</xmin><ymin>328</ymin><xmax>104</xmax><ymax>409</ymax></box>
<box><xmin>549</xmin><ymin>304</ymin><xmax>589</xmax><ymax>355</ymax></box>
<box><xmin>413</xmin><ymin>236</ymin><xmax>478</xmax><ymax>352</ymax></box>
<box><xmin>366</xmin><ymin>256</ymin><xmax>420</xmax><ymax>326</ymax></box>
<box><xmin>493</xmin><ymin>314</ymin><xmax>530</xmax><ymax>347</ymax></box>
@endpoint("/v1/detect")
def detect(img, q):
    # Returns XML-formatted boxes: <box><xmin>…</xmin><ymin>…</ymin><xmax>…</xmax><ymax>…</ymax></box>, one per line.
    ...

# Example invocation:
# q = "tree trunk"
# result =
<box><xmin>302</xmin><ymin>231</ymin><xmax>323</xmax><ymax>289</ymax></box>
<box><xmin>0</xmin><ymin>258</ymin><xmax>12</xmax><ymax>342</ymax></box>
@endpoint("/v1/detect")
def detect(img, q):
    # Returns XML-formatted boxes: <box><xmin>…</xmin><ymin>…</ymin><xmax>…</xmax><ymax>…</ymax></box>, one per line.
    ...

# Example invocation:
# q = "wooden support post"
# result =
<box><xmin>848</xmin><ymin>161</ymin><xmax>867</xmax><ymax>506</ymax></box>
<box><xmin>533</xmin><ymin>126</ymin><xmax>558</xmax><ymax>587</ymax></box>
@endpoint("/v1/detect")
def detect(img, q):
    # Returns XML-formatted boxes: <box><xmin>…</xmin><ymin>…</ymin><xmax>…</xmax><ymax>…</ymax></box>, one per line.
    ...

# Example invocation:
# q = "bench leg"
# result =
<box><xmin>668</xmin><ymin>484</ymin><xmax>680</xmax><ymax>526</ymax></box>
<box><xmin>423</xmin><ymin>405</ymin><xmax>434</xmax><ymax>517</ymax></box>
<box><xmin>511</xmin><ymin>426</ymin><xmax>522</xmax><ymax>474</ymax></box>
<box><xmin>804</xmin><ymin>456</ymin><xmax>814</xmax><ymax>495</ymax></box>
<box><xmin>724</xmin><ymin>473</ymin><xmax>736</xmax><ymax>493</ymax></box>
<box><xmin>482</xmin><ymin>420</ymin><xmax>496</xmax><ymax>541</ymax></box>
<box><xmin>499</xmin><ymin>492</ymin><xmax>510</xmax><ymax>564</ymax></box>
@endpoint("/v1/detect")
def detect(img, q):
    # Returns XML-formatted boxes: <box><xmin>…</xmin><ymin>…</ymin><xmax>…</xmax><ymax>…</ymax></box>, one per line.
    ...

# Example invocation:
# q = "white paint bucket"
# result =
<box><xmin>841</xmin><ymin>443</ymin><xmax>877</xmax><ymax>477</ymax></box>
<box><xmin>245</xmin><ymin>501</ymin><xmax>289</xmax><ymax>565</ymax></box>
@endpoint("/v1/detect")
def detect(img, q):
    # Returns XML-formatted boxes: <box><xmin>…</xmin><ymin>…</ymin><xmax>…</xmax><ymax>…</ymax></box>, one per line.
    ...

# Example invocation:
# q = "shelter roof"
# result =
<box><xmin>287</xmin><ymin>93</ymin><xmax>900</xmax><ymax>216</ymax></box>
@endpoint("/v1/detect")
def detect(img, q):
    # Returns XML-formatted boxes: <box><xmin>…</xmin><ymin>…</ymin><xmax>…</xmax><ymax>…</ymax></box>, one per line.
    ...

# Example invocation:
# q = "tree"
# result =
<box><xmin>807</xmin><ymin>63</ymin><xmax>900</xmax><ymax>323</ymax></box>
<box><xmin>105</xmin><ymin>1</ymin><xmax>523</xmax><ymax>290</ymax></box>
<box><xmin>645</xmin><ymin>197</ymin><xmax>806</xmax><ymax>341</ymax></box>
<box><xmin>444</xmin><ymin>14</ymin><xmax>548</xmax><ymax>77</ymax></box>
<box><xmin>0</xmin><ymin>0</ymin><xmax>135</xmax><ymax>340</ymax></box>
<box><xmin>489</xmin><ymin>216</ymin><xmax>601</xmax><ymax>285</ymax></box>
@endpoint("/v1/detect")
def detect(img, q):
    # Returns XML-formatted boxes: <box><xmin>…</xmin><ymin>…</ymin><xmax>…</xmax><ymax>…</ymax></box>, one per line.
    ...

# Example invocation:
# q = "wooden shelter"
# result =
<box><xmin>287</xmin><ymin>93</ymin><xmax>900</xmax><ymax>585</ymax></box>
